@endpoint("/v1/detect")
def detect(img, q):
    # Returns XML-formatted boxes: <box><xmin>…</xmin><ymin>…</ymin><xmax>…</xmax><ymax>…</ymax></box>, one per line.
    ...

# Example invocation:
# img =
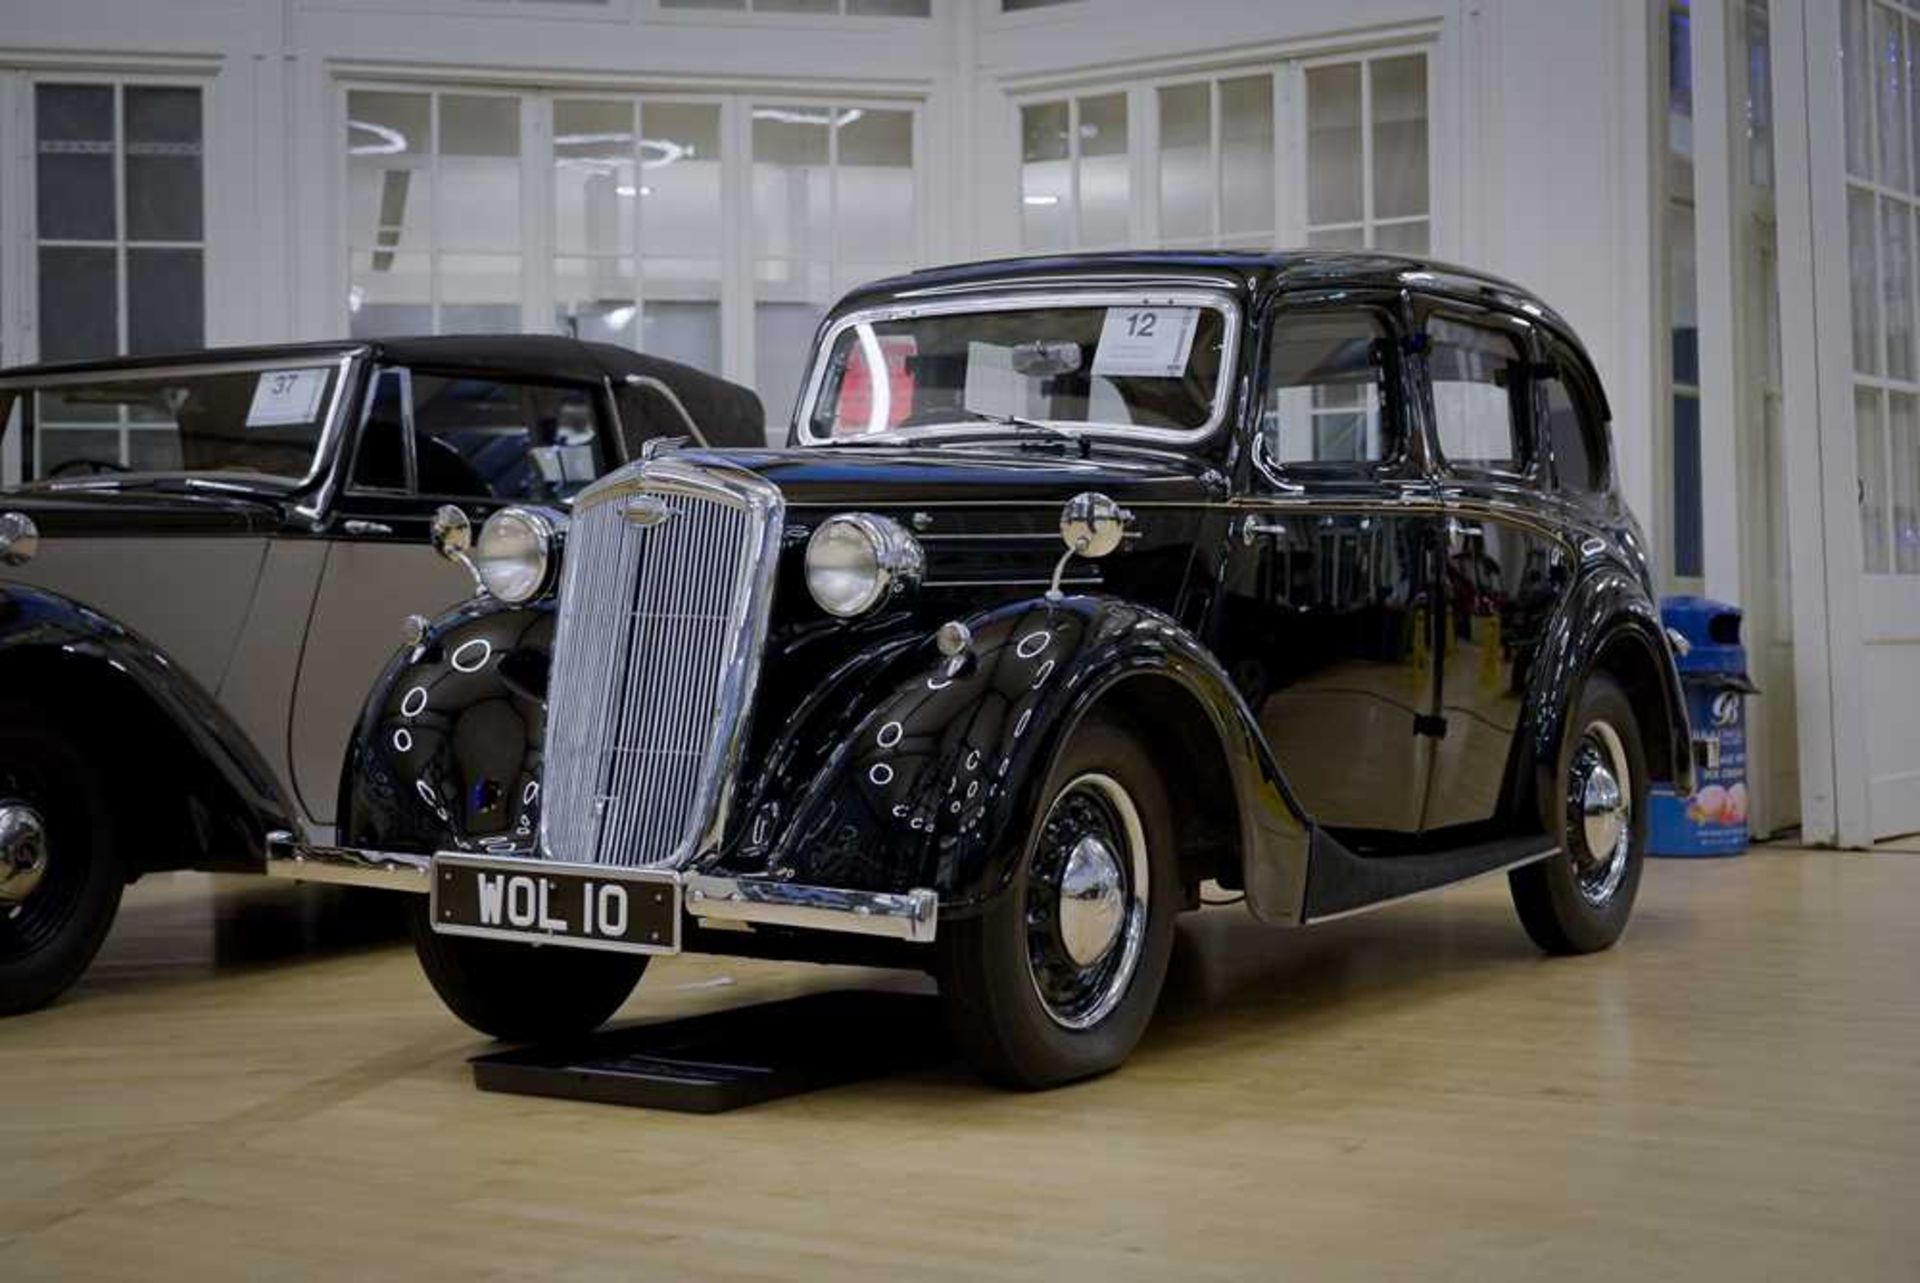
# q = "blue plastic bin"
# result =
<box><xmin>1648</xmin><ymin>596</ymin><xmax>1757</xmax><ymax>857</ymax></box>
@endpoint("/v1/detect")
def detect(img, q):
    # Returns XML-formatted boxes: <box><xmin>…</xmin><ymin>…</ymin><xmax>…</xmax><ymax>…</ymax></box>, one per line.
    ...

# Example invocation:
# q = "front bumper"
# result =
<box><xmin>263</xmin><ymin>833</ymin><xmax>939</xmax><ymax>945</ymax></box>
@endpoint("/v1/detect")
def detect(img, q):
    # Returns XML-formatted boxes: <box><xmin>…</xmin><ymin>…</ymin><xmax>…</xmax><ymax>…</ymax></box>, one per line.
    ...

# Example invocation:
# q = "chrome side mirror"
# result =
<box><xmin>430</xmin><ymin>505</ymin><xmax>485</xmax><ymax>595</ymax></box>
<box><xmin>1049</xmin><ymin>491</ymin><xmax>1132</xmax><ymax>600</ymax></box>
<box><xmin>0</xmin><ymin>512</ymin><xmax>38</xmax><ymax>567</ymax></box>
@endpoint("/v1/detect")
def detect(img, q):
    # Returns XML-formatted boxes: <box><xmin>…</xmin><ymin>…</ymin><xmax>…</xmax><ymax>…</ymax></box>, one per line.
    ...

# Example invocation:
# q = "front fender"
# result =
<box><xmin>342</xmin><ymin>596</ymin><xmax>554</xmax><ymax>854</ymax></box>
<box><xmin>733</xmin><ymin>595</ymin><xmax>1311</xmax><ymax>919</ymax></box>
<box><xmin>0</xmin><ymin>580</ymin><xmax>295</xmax><ymax>860</ymax></box>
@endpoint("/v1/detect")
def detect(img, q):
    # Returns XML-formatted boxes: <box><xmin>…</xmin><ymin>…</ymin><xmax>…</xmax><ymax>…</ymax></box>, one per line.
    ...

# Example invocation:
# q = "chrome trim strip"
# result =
<box><xmin>685</xmin><ymin>874</ymin><xmax>938</xmax><ymax>944</ymax></box>
<box><xmin>264</xmin><ymin>831</ymin><xmax>431</xmax><ymax>893</ymax></box>
<box><xmin>794</xmin><ymin>288</ymin><xmax>1242</xmax><ymax>448</ymax></box>
<box><xmin>1301</xmin><ymin>846</ymin><xmax>1561</xmax><ymax>925</ymax></box>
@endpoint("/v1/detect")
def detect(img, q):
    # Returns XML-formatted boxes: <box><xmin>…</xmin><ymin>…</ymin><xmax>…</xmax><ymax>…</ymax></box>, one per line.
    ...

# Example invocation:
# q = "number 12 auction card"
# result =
<box><xmin>1090</xmin><ymin>306</ymin><xmax>1200</xmax><ymax>379</ymax></box>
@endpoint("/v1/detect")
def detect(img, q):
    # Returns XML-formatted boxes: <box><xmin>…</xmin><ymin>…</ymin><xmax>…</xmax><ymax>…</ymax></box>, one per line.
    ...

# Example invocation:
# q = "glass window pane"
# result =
<box><xmin>642</xmin><ymin>102</ymin><xmax>724</xmax><ymax>258</ymax></box>
<box><xmin>1746</xmin><ymin>1</ymin><xmax>1775</xmax><ymax>190</ymax></box>
<box><xmin>350</xmin><ymin>250</ymin><xmax>431</xmax><ymax>339</ymax></box>
<box><xmin>555</xmin><ymin>255</ymin><xmax>637</xmax><ymax>345</ymax></box>
<box><xmin>1872</xmin><ymin>1</ymin><xmax>1910</xmax><ymax>191</ymax></box>
<box><xmin>127</xmin><ymin>248</ymin><xmax>204</xmax><ymax>354</ymax></box>
<box><xmin>1891</xmin><ymin>391</ymin><xmax>1920</xmax><ymax>573</ymax></box>
<box><xmin>837</xmin><ymin>108</ymin><xmax>915</xmax><ymax>265</ymax></box>
<box><xmin>123</xmin><ymin>87</ymin><xmax>202</xmax><ymax>243</ymax></box>
<box><xmin>1674</xmin><ymin>392</ymin><xmax>1704</xmax><ymax>577</ymax></box>
<box><xmin>1219</xmin><ymin>75</ymin><xmax>1274</xmax><ymax>235</ymax></box>
<box><xmin>438</xmin><ymin>95</ymin><xmax>521</xmax><ymax>253</ymax></box>
<box><xmin>1076</xmin><ymin>93</ymin><xmax>1128</xmax><ymax>247</ymax></box>
<box><xmin>440</xmin><ymin>253</ymin><xmax>522</xmax><ymax>333</ymax></box>
<box><xmin>1307</xmin><ymin>225</ymin><xmax>1364</xmax><ymax>249</ymax></box>
<box><xmin>752</xmin><ymin>105</ymin><xmax>831</xmax><ymax>261</ymax></box>
<box><xmin>1428</xmin><ymin>317</ymin><xmax>1525</xmax><ymax>470</ymax></box>
<box><xmin>554</xmin><ymin>99</ymin><xmax>635</xmax><ymax>258</ymax></box>
<box><xmin>1020</xmin><ymin>100</ymin><xmax>1070</xmax><ymax>249</ymax></box>
<box><xmin>1883</xmin><ymin>198</ymin><xmax>1915</xmax><ymax>381</ymax></box>
<box><xmin>127</xmin><ymin>428</ymin><xmax>184</xmax><ymax>473</ymax></box>
<box><xmin>1262</xmin><ymin>311</ymin><xmax>1393</xmax><ymax>466</ymax></box>
<box><xmin>38</xmin><ymin>246</ymin><xmax>117</xmax><ymax>361</ymax></box>
<box><xmin>1669</xmin><ymin>203</ymin><xmax>1699</xmax><ymax>384</ymax></box>
<box><xmin>1157</xmin><ymin>82</ymin><xmax>1211</xmax><ymax>243</ymax></box>
<box><xmin>1375</xmin><ymin>220</ymin><xmax>1429</xmax><ymax>254</ymax></box>
<box><xmin>1371</xmin><ymin>56</ymin><xmax>1428</xmax><ymax>221</ymax></box>
<box><xmin>1843</xmin><ymin>0</ymin><xmax>1874</xmax><ymax>180</ymax></box>
<box><xmin>36</xmin><ymin>84</ymin><xmax>116</xmax><ymax>242</ymax></box>
<box><xmin>642</xmin><ymin>299</ymin><xmax>722</xmax><ymax>375</ymax></box>
<box><xmin>1306</xmin><ymin>63</ymin><xmax>1363</xmax><ymax>227</ymax></box>
<box><xmin>756</xmin><ymin>300</ymin><xmax>826</xmax><ymax>425</ymax></box>
<box><xmin>1859</xmin><ymin>386</ymin><xmax>1891</xmax><ymax>572</ymax></box>
<box><xmin>1849</xmin><ymin>186</ymin><xmax>1881</xmax><ymax>376</ymax></box>
<box><xmin>1545</xmin><ymin>375</ymin><xmax>1600</xmax><ymax>492</ymax></box>
<box><xmin>847</xmin><ymin>0</ymin><xmax>931</xmax><ymax>14</ymax></box>
<box><xmin>347</xmin><ymin>92</ymin><xmax>432</xmax><ymax>254</ymax></box>
<box><xmin>757</xmin><ymin>0</ymin><xmax>835</xmax><ymax>11</ymax></box>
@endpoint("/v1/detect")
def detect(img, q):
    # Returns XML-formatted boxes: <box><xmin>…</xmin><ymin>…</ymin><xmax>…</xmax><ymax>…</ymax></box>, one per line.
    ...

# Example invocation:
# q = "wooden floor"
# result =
<box><xmin>2</xmin><ymin>845</ymin><xmax>1917</xmax><ymax>1281</ymax></box>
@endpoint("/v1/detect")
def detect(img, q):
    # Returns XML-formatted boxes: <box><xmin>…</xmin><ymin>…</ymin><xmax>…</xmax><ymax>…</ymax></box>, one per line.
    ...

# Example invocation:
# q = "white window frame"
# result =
<box><xmin>335</xmin><ymin>78</ymin><xmax>926</xmax><ymax>409</ymax></box>
<box><xmin>1007</xmin><ymin>38</ymin><xmax>1437</xmax><ymax>257</ymax></box>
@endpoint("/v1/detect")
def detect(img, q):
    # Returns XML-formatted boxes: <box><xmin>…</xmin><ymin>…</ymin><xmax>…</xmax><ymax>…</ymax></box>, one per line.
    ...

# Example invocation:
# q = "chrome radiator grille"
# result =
<box><xmin>540</xmin><ymin>461</ymin><xmax>783</xmax><ymax>869</ymax></box>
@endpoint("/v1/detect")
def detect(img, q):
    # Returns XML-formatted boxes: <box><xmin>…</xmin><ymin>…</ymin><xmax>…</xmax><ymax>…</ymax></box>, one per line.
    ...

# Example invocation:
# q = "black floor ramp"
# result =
<box><xmin>469</xmin><ymin>989</ymin><xmax>951</xmax><ymax>1113</ymax></box>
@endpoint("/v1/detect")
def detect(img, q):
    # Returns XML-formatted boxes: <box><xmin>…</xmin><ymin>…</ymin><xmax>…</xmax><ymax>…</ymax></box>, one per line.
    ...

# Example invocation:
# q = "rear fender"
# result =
<box><xmin>0</xmin><ymin>581</ymin><xmax>294</xmax><ymax>870</ymax></box>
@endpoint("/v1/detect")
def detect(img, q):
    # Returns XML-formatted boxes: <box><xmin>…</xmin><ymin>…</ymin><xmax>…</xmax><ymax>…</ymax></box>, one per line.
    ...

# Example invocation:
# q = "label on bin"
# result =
<box><xmin>1650</xmin><ymin>680</ymin><xmax>1748</xmax><ymax>856</ymax></box>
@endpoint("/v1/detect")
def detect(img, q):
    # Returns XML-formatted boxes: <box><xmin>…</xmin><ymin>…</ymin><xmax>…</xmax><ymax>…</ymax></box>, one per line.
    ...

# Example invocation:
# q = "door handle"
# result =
<box><xmin>342</xmin><ymin>519</ymin><xmax>394</xmax><ymax>537</ymax></box>
<box><xmin>1239</xmin><ymin>514</ymin><xmax>1289</xmax><ymax>545</ymax></box>
<box><xmin>1446</xmin><ymin>518</ymin><xmax>1483</xmax><ymax>552</ymax></box>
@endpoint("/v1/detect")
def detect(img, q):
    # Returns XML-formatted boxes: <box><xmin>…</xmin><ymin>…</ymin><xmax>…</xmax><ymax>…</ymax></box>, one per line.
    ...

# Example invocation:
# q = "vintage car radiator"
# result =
<box><xmin>540</xmin><ymin>459</ymin><xmax>784</xmax><ymax>869</ymax></box>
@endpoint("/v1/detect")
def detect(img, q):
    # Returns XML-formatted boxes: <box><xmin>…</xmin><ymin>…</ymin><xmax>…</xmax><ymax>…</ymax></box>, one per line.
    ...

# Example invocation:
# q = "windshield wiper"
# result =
<box><xmin>948</xmin><ymin>408</ymin><xmax>1074</xmax><ymax>439</ymax></box>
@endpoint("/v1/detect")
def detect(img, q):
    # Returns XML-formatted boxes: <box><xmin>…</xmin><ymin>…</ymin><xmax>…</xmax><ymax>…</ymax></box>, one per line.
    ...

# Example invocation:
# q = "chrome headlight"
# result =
<box><xmin>805</xmin><ymin>513</ymin><xmax>924</xmax><ymax>618</ymax></box>
<box><xmin>474</xmin><ymin>507</ymin><xmax>558</xmax><ymax>604</ymax></box>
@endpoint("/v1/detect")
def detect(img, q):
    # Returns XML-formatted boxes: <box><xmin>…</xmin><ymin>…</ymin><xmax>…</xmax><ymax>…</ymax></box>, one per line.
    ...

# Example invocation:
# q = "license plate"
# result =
<box><xmin>431</xmin><ymin>853</ymin><xmax>681</xmax><ymax>956</ymax></box>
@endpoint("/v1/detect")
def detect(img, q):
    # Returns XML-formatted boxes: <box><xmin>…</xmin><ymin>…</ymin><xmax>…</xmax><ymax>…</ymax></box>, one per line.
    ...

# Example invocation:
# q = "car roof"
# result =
<box><xmin>833</xmin><ymin>249</ymin><xmax>1603</xmax><ymax>411</ymax></box>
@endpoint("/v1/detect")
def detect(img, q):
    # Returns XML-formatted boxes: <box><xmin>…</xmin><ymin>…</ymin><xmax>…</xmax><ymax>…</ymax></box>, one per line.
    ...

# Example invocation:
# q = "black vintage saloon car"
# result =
<box><xmin>281</xmin><ymin>252</ymin><xmax>1692</xmax><ymax>1087</ymax></box>
<box><xmin>0</xmin><ymin>336</ymin><xmax>764</xmax><ymax>1014</ymax></box>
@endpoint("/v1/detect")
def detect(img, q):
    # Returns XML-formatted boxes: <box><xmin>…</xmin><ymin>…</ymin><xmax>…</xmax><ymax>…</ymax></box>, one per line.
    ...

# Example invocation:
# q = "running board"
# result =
<box><xmin>1300</xmin><ymin>828</ymin><xmax>1559</xmax><ymax>924</ymax></box>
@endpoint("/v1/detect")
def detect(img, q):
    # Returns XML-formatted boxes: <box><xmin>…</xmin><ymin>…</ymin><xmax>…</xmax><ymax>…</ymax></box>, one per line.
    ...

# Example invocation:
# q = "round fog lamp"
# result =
<box><xmin>474</xmin><ymin>507</ymin><xmax>557</xmax><ymax>604</ymax></box>
<box><xmin>805</xmin><ymin>514</ymin><xmax>923</xmax><ymax>618</ymax></box>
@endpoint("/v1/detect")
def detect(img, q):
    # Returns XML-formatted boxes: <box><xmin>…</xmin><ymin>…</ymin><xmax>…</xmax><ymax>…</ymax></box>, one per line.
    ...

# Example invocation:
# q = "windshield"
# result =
<box><xmin>0</xmin><ymin>359</ymin><xmax>348</xmax><ymax>486</ymax></box>
<box><xmin>801</xmin><ymin>297</ymin><xmax>1234</xmax><ymax>443</ymax></box>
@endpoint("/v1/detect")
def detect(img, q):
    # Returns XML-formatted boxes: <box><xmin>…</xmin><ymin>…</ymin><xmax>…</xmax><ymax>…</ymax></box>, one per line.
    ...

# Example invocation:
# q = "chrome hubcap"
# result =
<box><xmin>1057</xmin><ymin>834</ymin><xmax>1126</xmax><ymax>967</ymax></box>
<box><xmin>1025</xmin><ymin>773</ymin><xmax>1150</xmax><ymax>1030</ymax></box>
<box><xmin>0</xmin><ymin>803</ymin><xmax>49</xmax><ymax>905</ymax></box>
<box><xmin>1568</xmin><ymin>722</ymin><xmax>1632</xmax><ymax>906</ymax></box>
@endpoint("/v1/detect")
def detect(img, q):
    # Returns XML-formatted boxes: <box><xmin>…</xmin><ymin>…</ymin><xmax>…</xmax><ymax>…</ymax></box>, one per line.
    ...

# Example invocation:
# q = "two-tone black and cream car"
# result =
<box><xmin>284</xmin><ymin>252</ymin><xmax>1693</xmax><ymax>1088</ymax></box>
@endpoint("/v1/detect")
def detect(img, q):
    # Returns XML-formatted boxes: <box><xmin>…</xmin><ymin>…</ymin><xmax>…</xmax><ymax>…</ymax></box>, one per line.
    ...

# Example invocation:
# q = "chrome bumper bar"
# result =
<box><xmin>263</xmin><ymin>834</ymin><xmax>938</xmax><ymax>945</ymax></box>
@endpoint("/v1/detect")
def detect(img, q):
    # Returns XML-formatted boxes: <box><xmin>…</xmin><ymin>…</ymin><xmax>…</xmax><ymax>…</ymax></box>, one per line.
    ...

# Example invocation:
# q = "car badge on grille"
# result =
<box><xmin>624</xmin><ymin>495</ymin><xmax>674</xmax><ymax>527</ymax></box>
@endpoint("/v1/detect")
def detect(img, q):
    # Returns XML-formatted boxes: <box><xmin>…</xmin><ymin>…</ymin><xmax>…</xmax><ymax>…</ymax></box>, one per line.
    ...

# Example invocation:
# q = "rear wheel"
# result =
<box><xmin>0</xmin><ymin>701</ymin><xmax>125</xmax><ymax>1015</ymax></box>
<box><xmin>408</xmin><ymin>900</ymin><xmax>648</xmax><ymax>1042</ymax></box>
<box><xmin>938</xmin><ymin>714</ymin><xmax>1178</xmax><ymax>1089</ymax></box>
<box><xmin>1510</xmin><ymin>671</ymin><xmax>1648</xmax><ymax>954</ymax></box>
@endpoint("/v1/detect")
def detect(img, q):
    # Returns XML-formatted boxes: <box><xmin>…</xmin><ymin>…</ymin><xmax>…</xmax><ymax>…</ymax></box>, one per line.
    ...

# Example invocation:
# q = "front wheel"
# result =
<box><xmin>1509</xmin><ymin>671</ymin><xmax>1649</xmax><ymax>954</ymax></box>
<box><xmin>938</xmin><ymin>713</ymin><xmax>1179</xmax><ymax>1089</ymax></box>
<box><xmin>408</xmin><ymin>900</ymin><xmax>648</xmax><ymax>1042</ymax></box>
<box><xmin>0</xmin><ymin>701</ymin><xmax>125</xmax><ymax>1015</ymax></box>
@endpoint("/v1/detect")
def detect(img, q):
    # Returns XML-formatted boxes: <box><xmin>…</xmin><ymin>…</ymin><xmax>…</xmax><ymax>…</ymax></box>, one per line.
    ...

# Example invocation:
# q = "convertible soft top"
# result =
<box><xmin>0</xmin><ymin>334</ymin><xmax>768</xmax><ymax>451</ymax></box>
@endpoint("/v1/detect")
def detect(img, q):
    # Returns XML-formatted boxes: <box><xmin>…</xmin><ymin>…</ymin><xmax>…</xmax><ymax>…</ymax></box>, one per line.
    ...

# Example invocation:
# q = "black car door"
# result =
<box><xmin>1418</xmin><ymin>304</ymin><xmax>1576</xmax><ymax>833</ymax></box>
<box><xmin>1211</xmin><ymin>292</ymin><xmax>1443</xmax><ymax>836</ymax></box>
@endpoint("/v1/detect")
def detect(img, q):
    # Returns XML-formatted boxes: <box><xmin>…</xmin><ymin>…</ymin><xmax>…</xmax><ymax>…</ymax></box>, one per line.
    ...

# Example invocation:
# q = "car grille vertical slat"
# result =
<box><xmin>539</xmin><ymin>463</ymin><xmax>779</xmax><ymax>869</ymax></box>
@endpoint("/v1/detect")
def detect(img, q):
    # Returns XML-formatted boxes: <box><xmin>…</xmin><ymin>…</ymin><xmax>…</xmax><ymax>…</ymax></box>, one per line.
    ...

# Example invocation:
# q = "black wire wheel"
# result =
<box><xmin>1510</xmin><ymin>671</ymin><xmax>1649</xmax><ymax>955</ymax></box>
<box><xmin>939</xmin><ymin>712</ymin><xmax>1178</xmax><ymax>1089</ymax></box>
<box><xmin>0</xmin><ymin>699</ymin><xmax>125</xmax><ymax>1015</ymax></box>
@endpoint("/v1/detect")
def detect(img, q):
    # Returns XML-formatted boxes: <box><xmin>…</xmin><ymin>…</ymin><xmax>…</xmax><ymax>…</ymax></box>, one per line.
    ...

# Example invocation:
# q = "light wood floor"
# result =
<box><xmin>2</xmin><ymin>845</ymin><xmax>1916</xmax><ymax>1281</ymax></box>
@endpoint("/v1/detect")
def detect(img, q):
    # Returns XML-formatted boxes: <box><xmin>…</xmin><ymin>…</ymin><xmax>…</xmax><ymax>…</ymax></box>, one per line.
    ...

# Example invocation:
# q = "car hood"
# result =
<box><xmin>662</xmin><ymin>444</ymin><xmax>1227</xmax><ymax>509</ymax></box>
<box><xmin>0</xmin><ymin>484</ymin><xmax>283</xmax><ymax>536</ymax></box>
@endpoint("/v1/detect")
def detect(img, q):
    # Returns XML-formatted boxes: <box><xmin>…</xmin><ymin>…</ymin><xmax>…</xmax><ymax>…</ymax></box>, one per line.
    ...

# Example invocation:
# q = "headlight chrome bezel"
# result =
<box><xmin>805</xmin><ymin>512</ymin><xmax>925</xmax><ymax>618</ymax></box>
<box><xmin>474</xmin><ymin>506</ymin><xmax>560</xmax><ymax>604</ymax></box>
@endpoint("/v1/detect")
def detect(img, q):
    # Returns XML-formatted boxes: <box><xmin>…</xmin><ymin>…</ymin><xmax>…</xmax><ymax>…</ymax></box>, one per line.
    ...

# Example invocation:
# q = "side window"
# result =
<box><xmin>1427</xmin><ymin>316</ymin><xmax>1529</xmax><ymax>473</ymax></box>
<box><xmin>409</xmin><ymin>374</ymin><xmax>605</xmax><ymax>501</ymax></box>
<box><xmin>351</xmin><ymin>369</ymin><xmax>409</xmax><ymax>491</ymax></box>
<box><xmin>1260</xmin><ymin>309</ymin><xmax>1397</xmax><ymax>468</ymax></box>
<box><xmin>1541</xmin><ymin>364</ymin><xmax>1607</xmax><ymax>493</ymax></box>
